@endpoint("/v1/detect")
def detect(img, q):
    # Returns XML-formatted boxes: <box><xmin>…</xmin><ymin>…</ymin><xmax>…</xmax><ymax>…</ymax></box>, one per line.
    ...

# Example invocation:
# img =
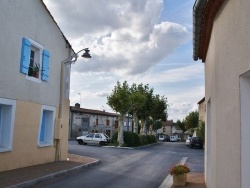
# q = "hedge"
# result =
<box><xmin>111</xmin><ymin>131</ymin><xmax>156</xmax><ymax>146</ymax></box>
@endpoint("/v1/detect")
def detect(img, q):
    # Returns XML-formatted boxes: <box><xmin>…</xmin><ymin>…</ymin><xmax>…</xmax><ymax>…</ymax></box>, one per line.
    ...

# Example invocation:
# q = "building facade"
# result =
<box><xmin>69</xmin><ymin>104</ymin><xmax>120</xmax><ymax>138</ymax></box>
<box><xmin>0</xmin><ymin>0</ymin><xmax>73</xmax><ymax>172</ymax></box>
<box><xmin>197</xmin><ymin>97</ymin><xmax>205</xmax><ymax>122</ymax></box>
<box><xmin>193</xmin><ymin>0</ymin><xmax>250</xmax><ymax>187</ymax></box>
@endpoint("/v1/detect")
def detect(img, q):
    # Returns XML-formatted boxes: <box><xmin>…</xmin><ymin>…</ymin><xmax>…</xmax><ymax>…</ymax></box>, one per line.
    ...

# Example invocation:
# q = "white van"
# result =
<box><xmin>170</xmin><ymin>136</ymin><xmax>177</xmax><ymax>142</ymax></box>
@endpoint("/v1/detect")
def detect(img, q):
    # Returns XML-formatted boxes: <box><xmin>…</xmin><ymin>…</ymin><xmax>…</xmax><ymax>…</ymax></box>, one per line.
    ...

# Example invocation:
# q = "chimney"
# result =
<box><xmin>75</xmin><ymin>103</ymin><xmax>80</xmax><ymax>108</ymax></box>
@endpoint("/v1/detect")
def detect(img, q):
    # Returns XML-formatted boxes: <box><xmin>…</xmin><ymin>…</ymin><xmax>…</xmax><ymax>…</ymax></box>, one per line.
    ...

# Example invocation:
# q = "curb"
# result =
<box><xmin>159</xmin><ymin>157</ymin><xmax>188</xmax><ymax>188</ymax></box>
<box><xmin>103</xmin><ymin>142</ymin><xmax>158</xmax><ymax>149</ymax></box>
<box><xmin>10</xmin><ymin>160</ymin><xmax>101</xmax><ymax>188</ymax></box>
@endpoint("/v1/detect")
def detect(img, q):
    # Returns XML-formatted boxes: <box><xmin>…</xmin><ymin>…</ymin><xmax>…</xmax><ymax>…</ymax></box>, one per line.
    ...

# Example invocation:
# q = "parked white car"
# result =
<box><xmin>76</xmin><ymin>133</ymin><xmax>110</xmax><ymax>146</ymax></box>
<box><xmin>170</xmin><ymin>136</ymin><xmax>177</xmax><ymax>142</ymax></box>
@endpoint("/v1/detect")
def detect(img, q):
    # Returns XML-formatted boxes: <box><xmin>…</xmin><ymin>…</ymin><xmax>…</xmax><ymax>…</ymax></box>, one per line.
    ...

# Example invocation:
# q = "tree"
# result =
<box><xmin>129</xmin><ymin>83</ymin><xmax>146</xmax><ymax>134</ymax></box>
<box><xmin>150</xmin><ymin>94</ymin><xmax>168</xmax><ymax>134</ymax></box>
<box><xmin>137</xmin><ymin>85</ymin><xmax>154</xmax><ymax>135</ymax></box>
<box><xmin>197</xmin><ymin>121</ymin><xmax>205</xmax><ymax>141</ymax></box>
<box><xmin>176</xmin><ymin>119</ymin><xmax>186</xmax><ymax>132</ymax></box>
<box><xmin>184</xmin><ymin>111</ymin><xmax>199</xmax><ymax>130</ymax></box>
<box><xmin>107</xmin><ymin>81</ymin><xmax>130</xmax><ymax>146</ymax></box>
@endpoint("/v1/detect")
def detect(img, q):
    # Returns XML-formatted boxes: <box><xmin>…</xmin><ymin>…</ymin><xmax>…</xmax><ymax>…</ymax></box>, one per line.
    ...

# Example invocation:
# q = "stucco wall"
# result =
<box><xmin>0</xmin><ymin>101</ymin><xmax>57</xmax><ymax>171</ymax></box>
<box><xmin>0</xmin><ymin>0</ymin><xmax>70</xmax><ymax>106</ymax></box>
<box><xmin>205</xmin><ymin>0</ymin><xmax>250</xmax><ymax>187</ymax></box>
<box><xmin>0</xmin><ymin>0</ymin><xmax>71</xmax><ymax>171</ymax></box>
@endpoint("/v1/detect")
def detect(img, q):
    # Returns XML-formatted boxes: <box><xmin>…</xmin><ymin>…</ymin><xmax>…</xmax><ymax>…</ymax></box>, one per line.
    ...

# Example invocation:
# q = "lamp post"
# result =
<box><xmin>56</xmin><ymin>48</ymin><xmax>91</xmax><ymax>161</ymax></box>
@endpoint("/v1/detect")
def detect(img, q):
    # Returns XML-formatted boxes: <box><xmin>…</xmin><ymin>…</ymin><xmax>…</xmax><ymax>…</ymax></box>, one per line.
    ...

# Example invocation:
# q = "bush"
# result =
<box><xmin>111</xmin><ymin>131</ymin><xmax>118</xmax><ymax>144</ymax></box>
<box><xmin>147</xmin><ymin>135</ymin><xmax>157</xmax><ymax>143</ymax></box>
<box><xmin>123</xmin><ymin>131</ymin><xmax>140</xmax><ymax>147</ymax></box>
<box><xmin>111</xmin><ymin>131</ymin><xmax>156</xmax><ymax>147</ymax></box>
<box><xmin>139</xmin><ymin>135</ymin><xmax>148</xmax><ymax>145</ymax></box>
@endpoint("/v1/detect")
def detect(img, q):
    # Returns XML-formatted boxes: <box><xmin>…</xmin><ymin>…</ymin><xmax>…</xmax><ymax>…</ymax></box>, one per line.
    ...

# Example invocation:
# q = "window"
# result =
<box><xmin>96</xmin><ymin>118</ymin><xmax>98</xmax><ymax>125</ymax></box>
<box><xmin>106</xmin><ymin>119</ymin><xmax>110</xmax><ymax>126</ymax></box>
<box><xmin>38</xmin><ymin>105</ymin><xmax>55</xmax><ymax>147</ymax></box>
<box><xmin>20</xmin><ymin>37</ymin><xmax>50</xmax><ymax>81</ymax></box>
<box><xmin>0</xmin><ymin>98</ymin><xmax>16</xmax><ymax>152</ymax></box>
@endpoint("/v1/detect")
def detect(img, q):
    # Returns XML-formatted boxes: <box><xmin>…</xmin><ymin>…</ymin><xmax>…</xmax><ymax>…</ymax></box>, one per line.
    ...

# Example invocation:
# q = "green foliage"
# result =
<box><xmin>107</xmin><ymin>81</ymin><xmax>130</xmax><ymax>115</ymax></box>
<box><xmin>111</xmin><ymin>131</ymin><xmax>156</xmax><ymax>146</ymax></box>
<box><xmin>111</xmin><ymin>131</ymin><xmax>118</xmax><ymax>144</ymax></box>
<box><xmin>170</xmin><ymin>164</ymin><xmax>190</xmax><ymax>175</ymax></box>
<box><xmin>184</xmin><ymin>111</ymin><xmax>199</xmax><ymax>130</ymax></box>
<box><xmin>147</xmin><ymin>135</ymin><xmax>157</xmax><ymax>143</ymax></box>
<box><xmin>123</xmin><ymin>131</ymin><xmax>140</xmax><ymax>147</ymax></box>
<box><xmin>197</xmin><ymin>121</ymin><xmax>205</xmax><ymax>141</ymax></box>
<box><xmin>151</xmin><ymin>94</ymin><xmax>168</xmax><ymax>122</ymax></box>
<box><xmin>176</xmin><ymin>119</ymin><xmax>186</xmax><ymax>132</ymax></box>
<box><xmin>138</xmin><ymin>135</ymin><xmax>148</xmax><ymax>145</ymax></box>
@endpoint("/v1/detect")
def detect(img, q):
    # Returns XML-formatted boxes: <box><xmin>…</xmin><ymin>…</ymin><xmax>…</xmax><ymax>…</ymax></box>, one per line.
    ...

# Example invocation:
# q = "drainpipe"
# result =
<box><xmin>193</xmin><ymin>0</ymin><xmax>207</xmax><ymax>61</ymax></box>
<box><xmin>55</xmin><ymin>46</ymin><xmax>73</xmax><ymax>161</ymax></box>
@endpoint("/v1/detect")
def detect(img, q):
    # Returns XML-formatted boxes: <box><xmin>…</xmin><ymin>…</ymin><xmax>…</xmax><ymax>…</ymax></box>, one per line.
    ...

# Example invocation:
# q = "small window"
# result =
<box><xmin>38</xmin><ymin>105</ymin><xmax>55</xmax><ymax>147</ymax></box>
<box><xmin>96</xmin><ymin>118</ymin><xmax>98</xmax><ymax>125</ymax></box>
<box><xmin>0</xmin><ymin>98</ymin><xmax>16</xmax><ymax>152</ymax></box>
<box><xmin>106</xmin><ymin>119</ymin><xmax>110</xmax><ymax>126</ymax></box>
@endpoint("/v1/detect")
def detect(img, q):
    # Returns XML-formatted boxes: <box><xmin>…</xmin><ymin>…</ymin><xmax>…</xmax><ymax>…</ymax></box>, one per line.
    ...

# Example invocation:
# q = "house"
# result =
<box><xmin>0</xmin><ymin>0</ymin><xmax>74</xmax><ymax>172</ymax></box>
<box><xmin>69</xmin><ymin>104</ymin><xmax>121</xmax><ymax>138</ymax></box>
<box><xmin>157</xmin><ymin>120</ymin><xmax>173</xmax><ymax>136</ymax></box>
<box><xmin>197</xmin><ymin>97</ymin><xmax>205</xmax><ymax>122</ymax></box>
<box><xmin>193</xmin><ymin>0</ymin><xmax>250</xmax><ymax>187</ymax></box>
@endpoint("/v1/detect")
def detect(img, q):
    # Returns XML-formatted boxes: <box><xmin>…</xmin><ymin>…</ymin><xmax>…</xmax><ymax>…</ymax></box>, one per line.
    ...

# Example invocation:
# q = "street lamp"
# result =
<box><xmin>64</xmin><ymin>48</ymin><xmax>91</xmax><ymax>65</ymax></box>
<box><xmin>56</xmin><ymin>47</ymin><xmax>91</xmax><ymax>161</ymax></box>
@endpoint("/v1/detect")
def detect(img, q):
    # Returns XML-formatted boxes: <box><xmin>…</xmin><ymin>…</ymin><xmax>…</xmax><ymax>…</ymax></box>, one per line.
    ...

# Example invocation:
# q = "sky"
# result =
<box><xmin>43</xmin><ymin>0</ymin><xmax>204</xmax><ymax>122</ymax></box>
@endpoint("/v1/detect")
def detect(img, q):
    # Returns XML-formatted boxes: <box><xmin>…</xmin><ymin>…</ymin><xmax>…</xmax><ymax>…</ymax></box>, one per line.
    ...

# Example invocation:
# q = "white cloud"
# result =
<box><xmin>44</xmin><ymin>0</ymin><xmax>203</xmax><ymax>121</ymax></box>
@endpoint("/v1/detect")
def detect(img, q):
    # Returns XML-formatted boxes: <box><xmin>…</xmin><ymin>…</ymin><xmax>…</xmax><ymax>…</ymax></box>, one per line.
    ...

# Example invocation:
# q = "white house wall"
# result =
<box><xmin>0</xmin><ymin>0</ymin><xmax>70</xmax><ymax>105</ymax></box>
<box><xmin>205</xmin><ymin>0</ymin><xmax>250</xmax><ymax>187</ymax></box>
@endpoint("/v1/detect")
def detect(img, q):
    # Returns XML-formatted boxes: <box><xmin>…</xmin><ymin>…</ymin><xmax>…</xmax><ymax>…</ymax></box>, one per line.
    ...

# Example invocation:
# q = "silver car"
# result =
<box><xmin>76</xmin><ymin>133</ymin><xmax>110</xmax><ymax>146</ymax></box>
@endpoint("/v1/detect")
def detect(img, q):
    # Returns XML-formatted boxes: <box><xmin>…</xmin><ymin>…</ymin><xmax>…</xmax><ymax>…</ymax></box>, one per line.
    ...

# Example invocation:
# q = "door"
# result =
<box><xmin>82</xmin><ymin>118</ymin><xmax>90</xmax><ymax>136</ymax></box>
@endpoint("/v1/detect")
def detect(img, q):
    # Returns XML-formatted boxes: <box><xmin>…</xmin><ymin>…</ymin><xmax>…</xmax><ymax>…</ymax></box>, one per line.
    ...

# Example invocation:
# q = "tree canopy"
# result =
<box><xmin>184</xmin><ymin>111</ymin><xmax>199</xmax><ymax>130</ymax></box>
<box><xmin>107</xmin><ymin>81</ymin><xmax>168</xmax><ymax>140</ymax></box>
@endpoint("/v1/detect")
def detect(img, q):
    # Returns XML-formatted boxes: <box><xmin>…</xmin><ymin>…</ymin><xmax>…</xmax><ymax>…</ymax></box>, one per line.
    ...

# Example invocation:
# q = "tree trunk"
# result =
<box><xmin>117</xmin><ymin>114</ymin><xmax>124</xmax><ymax>146</ymax></box>
<box><xmin>133</xmin><ymin>112</ymin><xmax>138</xmax><ymax>134</ymax></box>
<box><xmin>140</xmin><ymin>119</ymin><xmax>145</xmax><ymax>135</ymax></box>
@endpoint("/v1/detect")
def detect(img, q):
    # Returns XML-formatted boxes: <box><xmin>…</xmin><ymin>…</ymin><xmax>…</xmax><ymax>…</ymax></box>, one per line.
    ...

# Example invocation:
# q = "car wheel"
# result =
<box><xmin>78</xmin><ymin>140</ymin><xmax>83</xmax><ymax>145</ymax></box>
<box><xmin>99</xmin><ymin>141</ymin><xmax>105</xmax><ymax>146</ymax></box>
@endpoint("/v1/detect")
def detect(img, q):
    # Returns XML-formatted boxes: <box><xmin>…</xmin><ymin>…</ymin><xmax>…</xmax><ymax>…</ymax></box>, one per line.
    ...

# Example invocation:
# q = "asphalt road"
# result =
<box><xmin>35</xmin><ymin>141</ymin><xmax>204</xmax><ymax>188</ymax></box>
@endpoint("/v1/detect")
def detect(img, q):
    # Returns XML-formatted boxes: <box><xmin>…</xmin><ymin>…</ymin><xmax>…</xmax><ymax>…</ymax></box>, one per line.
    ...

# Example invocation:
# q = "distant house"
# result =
<box><xmin>193</xmin><ymin>0</ymin><xmax>250</xmax><ymax>187</ymax></box>
<box><xmin>0</xmin><ymin>0</ymin><xmax>74</xmax><ymax>172</ymax></box>
<box><xmin>197</xmin><ymin>97</ymin><xmax>205</xmax><ymax>122</ymax></box>
<box><xmin>69</xmin><ymin>104</ymin><xmax>120</xmax><ymax>138</ymax></box>
<box><xmin>157</xmin><ymin>120</ymin><xmax>173</xmax><ymax>136</ymax></box>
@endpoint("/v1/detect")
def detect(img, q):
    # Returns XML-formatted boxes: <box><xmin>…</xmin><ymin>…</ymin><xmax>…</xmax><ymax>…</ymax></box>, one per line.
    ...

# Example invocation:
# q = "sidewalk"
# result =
<box><xmin>172</xmin><ymin>173</ymin><xmax>206</xmax><ymax>188</ymax></box>
<box><xmin>0</xmin><ymin>154</ymin><xmax>100</xmax><ymax>188</ymax></box>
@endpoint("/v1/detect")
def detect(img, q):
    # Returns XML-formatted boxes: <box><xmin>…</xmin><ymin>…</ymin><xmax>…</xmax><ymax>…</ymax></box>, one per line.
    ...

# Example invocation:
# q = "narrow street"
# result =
<box><xmin>34</xmin><ymin>141</ymin><xmax>204</xmax><ymax>188</ymax></box>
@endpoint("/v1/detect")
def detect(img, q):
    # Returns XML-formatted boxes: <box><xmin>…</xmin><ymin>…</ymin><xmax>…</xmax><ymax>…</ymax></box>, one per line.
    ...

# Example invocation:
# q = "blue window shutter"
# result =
<box><xmin>39</xmin><ymin>111</ymin><xmax>46</xmax><ymax>142</ymax></box>
<box><xmin>20</xmin><ymin>38</ymin><xmax>30</xmax><ymax>74</ymax></box>
<box><xmin>42</xmin><ymin>50</ymin><xmax>50</xmax><ymax>81</ymax></box>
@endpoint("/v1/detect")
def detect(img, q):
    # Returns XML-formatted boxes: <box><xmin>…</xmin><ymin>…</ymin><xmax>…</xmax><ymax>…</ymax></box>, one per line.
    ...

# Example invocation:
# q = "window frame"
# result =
<box><xmin>0</xmin><ymin>98</ymin><xmax>16</xmax><ymax>153</ymax></box>
<box><xmin>37</xmin><ymin>105</ymin><xmax>55</xmax><ymax>147</ymax></box>
<box><xmin>26</xmin><ymin>38</ymin><xmax>44</xmax><ymax>82</ymax></box>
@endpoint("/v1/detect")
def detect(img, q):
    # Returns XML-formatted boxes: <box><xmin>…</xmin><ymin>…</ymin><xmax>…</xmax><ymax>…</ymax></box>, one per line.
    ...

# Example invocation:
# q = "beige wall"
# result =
<box><xmin>204</xmin><ymin>0</ymin><xmax>250</xmax><ymax>187</ymax></box>
<box><xmin>0</xmin><ymin>101</ymin><xmax>56</xmax><ymax>171</ymax></box>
